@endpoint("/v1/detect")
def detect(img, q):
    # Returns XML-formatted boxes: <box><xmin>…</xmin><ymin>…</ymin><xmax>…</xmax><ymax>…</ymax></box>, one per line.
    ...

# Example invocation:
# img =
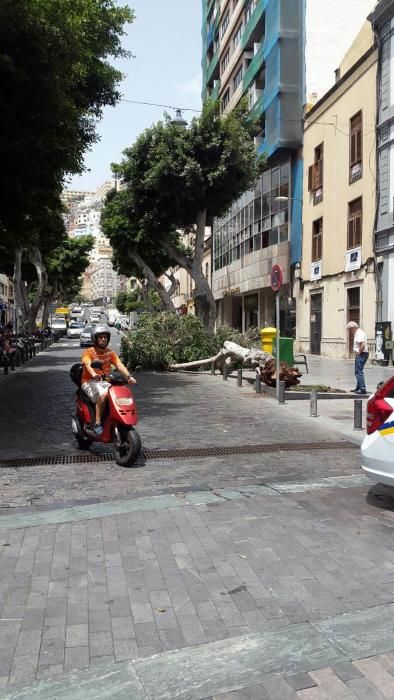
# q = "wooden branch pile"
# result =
<box><xmin>170</xmin><ymin>341</ymin><xmax>302</xmax><ymax>388</ymax></box>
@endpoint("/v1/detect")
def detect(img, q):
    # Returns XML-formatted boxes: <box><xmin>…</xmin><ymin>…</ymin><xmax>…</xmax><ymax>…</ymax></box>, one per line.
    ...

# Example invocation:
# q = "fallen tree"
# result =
<box><xmin>169</xmin><ymin>341</ymin><xmax>302</xmax><ymax>388</ymax></box>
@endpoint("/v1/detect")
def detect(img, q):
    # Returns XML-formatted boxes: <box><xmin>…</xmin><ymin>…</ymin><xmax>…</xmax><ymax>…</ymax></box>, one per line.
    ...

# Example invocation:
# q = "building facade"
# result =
<box><xmin>63</xmin><ymin>181</ymin><xmax>123</xmax><ymax>303</ymax></box>
<box><xmin>369</xmin><ymin>0</ymin><xmax>394</xmax><ymax>332</ymax></box>
<box><xmin>0</xmin><ymin>274</ymin><xmax>15</xmax><ymax>326</ymax></box>
<box><xmin>168</xmin><ymin>234</ymin><xmax>212</xmax><ymax>315</ymax></box>
<box><xmin>202</xmin><ymin>0</ymin><xmax>305</xmax><ymax>333</ymax></box>
<box><xmin>296</xmin><ymin>23</ymin><xmax>378</xmax><ymax>359</ymax></box>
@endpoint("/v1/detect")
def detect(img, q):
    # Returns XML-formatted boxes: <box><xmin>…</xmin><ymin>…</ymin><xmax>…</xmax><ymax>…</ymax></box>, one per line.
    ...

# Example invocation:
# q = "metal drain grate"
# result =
<box><xmin>0</xmin><ymin>441</ymin><xmax>357</xmax><ymax>468</ymax></box>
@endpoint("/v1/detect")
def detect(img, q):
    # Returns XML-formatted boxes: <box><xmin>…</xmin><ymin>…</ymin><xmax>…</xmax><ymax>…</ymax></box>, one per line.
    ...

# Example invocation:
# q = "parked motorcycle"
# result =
<box><xmin>70</xmin><ymin>360</ymin><xmax>142</xmax><ymax>467</ymax></box>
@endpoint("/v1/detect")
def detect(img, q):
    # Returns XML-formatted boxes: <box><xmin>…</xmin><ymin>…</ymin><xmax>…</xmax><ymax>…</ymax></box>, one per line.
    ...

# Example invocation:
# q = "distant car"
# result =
<box><xmin>50</xmin><ymin>318</ymin><xmax>67</xmax><ymax>336</ymax></box>
<box><xmin>90</xmin><ymin>314</ymin><xmax>101</xmax><ymax>324</ymax></box>
<box><xmin>361</xmin><ymin>376</ymin><xmax>394</xmax><ymax>485</ymax></box>
<box><xmin>80</xmin><ymin>325</ymin><xmax>94</xmax><ymax>347</ymax></box>
<box><xmin>67</xmin><ymin>321</ymin><xmax>85</xmax><ymax>338</ymax></box>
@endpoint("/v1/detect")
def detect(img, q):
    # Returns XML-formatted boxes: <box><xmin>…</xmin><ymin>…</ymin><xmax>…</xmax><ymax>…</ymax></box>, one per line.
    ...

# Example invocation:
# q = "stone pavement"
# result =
<box><xmin>1</xmin><ymin>339</ymin><xmax>394</xmax><ymax>698</ymax></box>
<box><xmin>1</xmin><ymin>476</ymin><xmax>394</xmax><ymax>697</ymax></box>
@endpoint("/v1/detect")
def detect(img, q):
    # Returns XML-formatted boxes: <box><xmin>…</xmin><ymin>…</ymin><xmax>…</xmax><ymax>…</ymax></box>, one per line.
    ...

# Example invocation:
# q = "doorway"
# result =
<box><xmin>310</xmin><ymin>293</ymin><xmax>322</xmax><ymax>355</ymax></box>
<box><xmin>347</xmin><ymin>286</ymin><xmax>360</xmax><ymax>356</ymax></box>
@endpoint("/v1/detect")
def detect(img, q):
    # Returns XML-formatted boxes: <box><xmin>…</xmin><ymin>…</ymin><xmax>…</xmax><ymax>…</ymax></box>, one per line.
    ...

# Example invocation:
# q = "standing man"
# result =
<box><xmin>347</xmin><ymin>321</ymin><xmax>368</xmax><ymax>395</ymax></box>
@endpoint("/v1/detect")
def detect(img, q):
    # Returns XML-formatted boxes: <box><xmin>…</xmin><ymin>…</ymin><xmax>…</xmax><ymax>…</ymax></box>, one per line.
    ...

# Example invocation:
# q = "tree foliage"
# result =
<box><xmin>106</xmin><ymin>99</ymin><xmax>265</xmax><ymax>331</ymax></box>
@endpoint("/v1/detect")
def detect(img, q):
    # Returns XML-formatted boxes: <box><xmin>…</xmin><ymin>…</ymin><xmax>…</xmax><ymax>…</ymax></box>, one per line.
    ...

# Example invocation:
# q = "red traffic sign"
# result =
<box><xmin>271</xmin><ymin>264</ymin><xmax>283</xmax><ymax>293</ymax></box>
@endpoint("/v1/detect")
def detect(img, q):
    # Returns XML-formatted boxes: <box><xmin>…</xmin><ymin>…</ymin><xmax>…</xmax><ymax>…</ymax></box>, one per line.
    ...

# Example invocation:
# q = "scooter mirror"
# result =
<box><xmin>134</xmin><ymin>365</ymin><xmax>142</xmax><ymax>374</ymax></box>
<box><xmin>91</xmin><ymin>360</ymin><xmax>103</xmax><ymax>369</ymax></box>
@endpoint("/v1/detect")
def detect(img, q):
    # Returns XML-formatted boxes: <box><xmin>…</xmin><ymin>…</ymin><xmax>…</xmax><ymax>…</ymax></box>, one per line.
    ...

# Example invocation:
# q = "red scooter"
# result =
<box><xmin>70</xmin><ymin>360</ymin><xmax>142</xmax><ymax>467</ymax></box>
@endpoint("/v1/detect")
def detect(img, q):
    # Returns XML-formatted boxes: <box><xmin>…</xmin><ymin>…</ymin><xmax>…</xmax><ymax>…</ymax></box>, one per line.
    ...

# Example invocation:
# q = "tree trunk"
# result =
<box><xmin>13</xmin><ymin>249</ymin><xmax>30</xmax><ymax>331</ymax></box>
<box><xmin>128</xmin><ymin>249</ymin><xmax>176</xmax><ymax>313</ymax></box>
<box><xmin>26</xmin><ymin>248</ymin><xmax>48</xmax><ymax>333</ymax></box>
<box><xmin>161</xmin><ymin>215</ymin><xmax>217</xmax><ymax>333</ymax></box>
<box><xmin>170</xmin><ymin>341</ymin><xmax>302</xmax><ymax>388</ymax></box>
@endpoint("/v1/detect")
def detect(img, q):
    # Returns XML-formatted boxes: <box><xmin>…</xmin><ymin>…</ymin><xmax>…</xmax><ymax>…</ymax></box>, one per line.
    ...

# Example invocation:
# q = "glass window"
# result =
<box><xmin>269</xmin><ymin>228</ymin><xmax>279</xmax><ymax>246</ymax></box>
<box><xmin>272</xmin><ymin>167</ymin><xmax>280</xmax><ymax>190</ymax></box>
<box><xmin>279</xmin><ymin>224</ymin><xmax>288</xmax><ymax>243</ymax></box>
<box><xmin>254</xmin><ymin>197</ymin><xmax>261</xmax><ymax>221</ymax></box>
<box><xmin>221</xmin><ymin>12</ymin><xmax>229</xmax><ymax>37</ymax></box>
<box><xmin>221</xmin><ymin>49</ymin><xmax>230</xmax><ymax>74</ymax></box>
<box><xmin>233</xmin><ymin>23</ymin><xmax>243</xmax><ymax>48</ymax></box>
<box><xmin>262</xmin><ymin>170</ymin><xmax>271</xmax><ymax>193</ymax></box>
<box><xmin>233</xmin><ymin>66</ymin><xmax>243</xmax><ymax>91</ymax></box>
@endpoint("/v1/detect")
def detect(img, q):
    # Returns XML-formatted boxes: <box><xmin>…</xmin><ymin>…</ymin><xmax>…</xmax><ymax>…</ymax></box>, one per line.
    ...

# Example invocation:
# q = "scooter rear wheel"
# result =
<box><xmin>114</xmin><ymin>426</ymin><xmax>141</xmax><ymax>467</ymax></box>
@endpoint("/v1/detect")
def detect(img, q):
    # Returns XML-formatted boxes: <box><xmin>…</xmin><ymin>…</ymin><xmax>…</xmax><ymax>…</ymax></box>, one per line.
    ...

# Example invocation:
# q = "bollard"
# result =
<box><xmin>223</xmin><ymin>364</ymin><xmax>228</xmax><ymax>381</ymax></box>
<box><xmin>10</xmin><ymin>353</ymin><xmax>16</xmax><ymax>371</ymax></box>
<box><xmin>310</xmin><ymin>390</ymin><xmax>318</xmax><ymax>417</ymax></box>
<box><xmin>255</xmin><ymin>375</ymin><xmax>262</xmax><ymax>394</ymax></box>
<box><xmin>237</xmin><ymin>368</ymin><xmax>243</xmax><ymax>387</ymax></box>
<box><xmin>3</xmin><ymin>360</ymin><xmax>8</xmax><ymax>376</ymax></box>
<box><xmin>16</xmin><ymin>351</ymin><xmax>21</xmax><ymax>367</ymax></box>
<box><xmin>278</xmin><ymin>381</ymin><xmax>286</xmax><ymax>404</ymax></box>
<box><xmin>354</xmin><ymin>399</ymin><xmax>363</xmax><ymax>431</ymax></box>
<box><xmin>211</xmin><ymin>362</ymin><xmax>215</xmax><ymax>376</ymax></box>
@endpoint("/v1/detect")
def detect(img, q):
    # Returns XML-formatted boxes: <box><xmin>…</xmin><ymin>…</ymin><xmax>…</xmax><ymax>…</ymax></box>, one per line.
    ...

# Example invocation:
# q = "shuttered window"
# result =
<box><xmin>308</xmin><ymin>144</ymin><xmax>323</xmax><ymax>203</ymax></box>
<box><xmin>312</xmin><ymin>218</ymin><xmax>323</xmax><ymax>262</ymax></box>
<box><xmin>348</xmin><ymin>198</ymin><xmax>362</xmax><ymax>249</ymax></box>
<box><xmin>350</xmin><ymin>112</ymin><xmax>362</xmax><ymax>181</ymax></box>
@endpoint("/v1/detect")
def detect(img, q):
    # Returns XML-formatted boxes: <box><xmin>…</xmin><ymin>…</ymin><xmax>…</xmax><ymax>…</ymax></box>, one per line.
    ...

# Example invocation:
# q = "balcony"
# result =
<box><xmin>206</xmin><ymin>48</ymin><xmax>220</xmax><ymax>85</ymax></box>
<box><xmin>241</xmin><ymin>1</ymin><xmax>264</xmax><ymax>51</ymax></box>
<box><xmin>242</xmin><ymin>43</ymin><xmax>264</xmax><ymax>91</ymax></box>
<box><xmin>249</xmin><ymin>92</ymin><xmax>264</xmax><ymax>120</ymax></box>
<box><xmin>211</xmin><ymin>79</ymin><xmax>221</xmax><ymax>101</ymax></box>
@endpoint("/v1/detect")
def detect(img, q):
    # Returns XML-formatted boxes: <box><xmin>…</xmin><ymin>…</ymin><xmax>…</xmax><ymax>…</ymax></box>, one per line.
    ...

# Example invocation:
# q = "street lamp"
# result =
<box><xmin>171</xmin><ymin>109</ymin><xmax>188</xmax><ymax>127</ymax></box>
<box><xmin>274</xmin><ymin>196</ymin><xmax>303</xmax><ymax>203</ymax></box>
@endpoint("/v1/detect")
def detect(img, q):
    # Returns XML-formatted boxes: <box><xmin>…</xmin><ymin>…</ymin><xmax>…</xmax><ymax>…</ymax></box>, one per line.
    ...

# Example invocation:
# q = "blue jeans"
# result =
<box><xmin>355</xmin><ymin>352</ymin><xmax>368</xmax><ymax>391</ymax></box>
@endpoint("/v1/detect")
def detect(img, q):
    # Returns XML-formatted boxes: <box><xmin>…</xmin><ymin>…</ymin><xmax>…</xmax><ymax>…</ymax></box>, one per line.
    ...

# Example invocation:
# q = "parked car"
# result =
<box><xmin>361</xmin><ymin>376</ymin><xmax>394</xmax><ymax>485</ymax></box>
<box><xmin>80</xmin><ymin>325</ymin><xmax>94</xmax><ymax>348</ymax></box>
<box><xmin>67</xmin><ymin>321</ymin><xmax>85</xmax><ymax>339</ymax></box>
<box><xmin>50</xmin><ymin>318</ymin><xmax>67</xmax><ymax>336</ymax></box>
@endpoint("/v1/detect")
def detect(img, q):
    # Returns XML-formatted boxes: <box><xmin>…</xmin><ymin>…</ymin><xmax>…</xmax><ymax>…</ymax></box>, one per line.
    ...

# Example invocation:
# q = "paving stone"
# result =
<box><xmin>66</xmin><ymin>624</ymin><xmax>88</xmax><ymax>648</ymax></box>
<box><xmin>88</xmin><ymin>631</ymin><xmax>113</xmax><ymax>657</ymax></box>
<box><xmin>64</xmin><ymin>645</ymin><xmax>89</xmax><ymax>672</ymax></box>
<box><xmin>285</xmin><ymin>672</ymin><xmax>318</xmax><ymax>691</ymax></box>
<box><xmin>9</xmin><ymin>654</ymin><xmax>39</xmax><ymax>686</ymax></box>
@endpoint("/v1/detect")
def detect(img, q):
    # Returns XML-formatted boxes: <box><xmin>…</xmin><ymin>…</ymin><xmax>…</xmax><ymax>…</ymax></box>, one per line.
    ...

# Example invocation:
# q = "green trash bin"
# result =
<box><xmin>273</xmin><ymin>337</ymin><xmax>294</xmax><ymax>366</ymax></box>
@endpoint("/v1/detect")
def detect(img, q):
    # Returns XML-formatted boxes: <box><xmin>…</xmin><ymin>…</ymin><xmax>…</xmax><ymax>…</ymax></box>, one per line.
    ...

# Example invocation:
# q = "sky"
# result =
<box><xmin>69</xmin><ymin>0</ymin><xmax>377</xmax><ymax>192</ymax></box>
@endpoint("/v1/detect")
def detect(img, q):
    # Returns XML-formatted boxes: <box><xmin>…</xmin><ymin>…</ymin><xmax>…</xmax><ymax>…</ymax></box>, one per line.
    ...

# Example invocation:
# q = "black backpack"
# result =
<box><xmin>70</xmin><ymin>362</ymin><xmax>83</xmax><ymax>387</ymax></box>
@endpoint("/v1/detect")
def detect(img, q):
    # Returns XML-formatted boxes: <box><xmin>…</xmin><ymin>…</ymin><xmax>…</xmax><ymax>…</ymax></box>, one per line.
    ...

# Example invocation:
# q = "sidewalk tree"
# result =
<box><xmin>114</xmin><ymin>99</ymin><xmax>265</xmax><ymax>332</ymax></box>
<box><xmin>101</xmin><ymin>189</ymin><xmax>178</xmax><ymax>312</ymax></box>
<box><xmin>0</xmin><ymin>0</ymin><xmax>134</xmax><ymax>323</ymax></box>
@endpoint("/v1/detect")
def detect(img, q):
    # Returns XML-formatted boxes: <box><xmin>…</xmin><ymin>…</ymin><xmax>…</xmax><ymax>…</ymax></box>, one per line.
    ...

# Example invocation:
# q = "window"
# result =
<box><xmin>205</xmin><ymin>263</ymin><xmax>209</xmax><ymax>279</ymax></box>
<box><xmin>308</xmin><ymin>143</ymin><xmax>323</xmax><ymax>204</ymax></box>
<box><xmin>221</xmin><ymin>88</ymin><xmax>230</xmax><ymax>111</ymax></box>
<box><xmin>233</xmin><ymin>66</ymin><xmax>243</xmax><ymax>91</ymax></box>
<box><xmin>221</xmin><ymin>12</ymin><xmax>229</xmax><ymax>37</ymax></box>
<box><xmin>245</xmin><ymin>0</ymin><xmax>256</xmax><ymax>24</ymax></box>
<box><xmin>233</xmin><ymin>23</ymin><xmax>243</xmax><ymax>48</ymax></box>
<box><xmin>221</xmin><ymin>49</ymin><xmax>229</xmax><ymax>74</ymax></box>
<box><xmin>312</xmin><ymin>218</ymin><xmax>323</xmax><ymax>262</ymax></box>
<box><xmin>350</xmin><ymin>112</ymin><xmax>362</xmax><ymax>182</ymax></box>
<box><xmin>348</xmin><ymin>198</ymin><xmax>362</xmax><ymax>249</ymax></box>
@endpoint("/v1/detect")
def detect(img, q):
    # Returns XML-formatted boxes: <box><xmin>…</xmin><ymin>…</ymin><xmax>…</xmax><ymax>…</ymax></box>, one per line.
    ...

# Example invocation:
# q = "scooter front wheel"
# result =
<box><xmin>114</xmin><ymin>426</ymin><xmax>141</xmax><ymax>467</ymax></box>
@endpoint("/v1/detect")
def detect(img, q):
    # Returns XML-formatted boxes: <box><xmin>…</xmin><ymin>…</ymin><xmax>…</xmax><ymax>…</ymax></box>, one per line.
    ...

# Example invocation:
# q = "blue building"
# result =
<box><xmin>202</xmin><ymin>0</ymin><xmax>305</xmax><ymax>333</ymax></box>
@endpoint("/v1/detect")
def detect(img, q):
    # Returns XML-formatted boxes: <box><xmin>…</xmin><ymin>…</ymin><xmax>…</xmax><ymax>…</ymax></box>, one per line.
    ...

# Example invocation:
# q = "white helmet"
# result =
<box><xmin>91</xmin><ymin>324</ymin><xmax>111</xmax><ymax>345</ymax></box>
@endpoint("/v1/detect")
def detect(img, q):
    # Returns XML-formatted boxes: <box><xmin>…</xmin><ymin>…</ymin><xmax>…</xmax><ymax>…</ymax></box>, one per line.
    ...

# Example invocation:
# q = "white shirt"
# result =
<box><xmin>353</xmin><ymin>328</ymin><xmax>367</xmax><ymax>353</ymax></box>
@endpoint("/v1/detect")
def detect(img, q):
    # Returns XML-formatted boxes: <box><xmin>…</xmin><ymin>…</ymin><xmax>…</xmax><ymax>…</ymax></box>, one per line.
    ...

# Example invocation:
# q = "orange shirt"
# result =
<box><xmin>81</xmin><ymin>346</ymin><xmax>119</xmax><ymax>385</ymax></box>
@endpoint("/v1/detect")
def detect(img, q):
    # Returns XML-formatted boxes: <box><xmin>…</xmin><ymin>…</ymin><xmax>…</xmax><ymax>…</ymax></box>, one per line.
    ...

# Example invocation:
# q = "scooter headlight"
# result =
<box><xmin>115</xmin><ymin>397</ymin><xmax>134</xmax><ymax>406</ymax></box>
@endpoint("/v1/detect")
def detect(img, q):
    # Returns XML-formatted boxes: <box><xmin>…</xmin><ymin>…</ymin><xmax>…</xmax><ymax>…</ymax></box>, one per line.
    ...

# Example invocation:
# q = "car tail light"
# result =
<box><xmin>366</xmin><ymin>376</ymin><xmax>394</xmax><ymax>435</ymax></box>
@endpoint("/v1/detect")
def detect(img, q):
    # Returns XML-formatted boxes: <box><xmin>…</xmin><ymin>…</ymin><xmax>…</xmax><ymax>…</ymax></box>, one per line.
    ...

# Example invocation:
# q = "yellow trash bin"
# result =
<box><xmin>260</xmin><ymin>327</ymin><xmax>277</xmax><ymax>353</ymax></box>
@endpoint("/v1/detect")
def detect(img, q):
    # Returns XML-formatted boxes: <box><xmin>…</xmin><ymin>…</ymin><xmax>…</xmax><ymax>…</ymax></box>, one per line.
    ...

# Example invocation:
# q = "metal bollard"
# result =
<box><xmin>354</xmin><ymin>399</ymin><xmax>363</xmax><ymax>431</ymax></box>
<box><xmin>237</xmin><ymin>368</ymin><xmax>243</xmax><ymax>387</ymax></box>
<box><xmin>278</xmin><ymin>381</ymin><xmax>286</xmax><ymax>404</ymax></box>
<box><xmin>310</xmin><ymin>390</ymin><xmax>318</xmax><ymax>417</ymax></box>
<box><xmin>16</xmin><ymin>351</ymin><xmax>21</xmax><ymax>367</ymax></box>
<box><xmin>255</xmin><ymin>375</ymin><xmax>262</xmax><ymax>394</ymax></box>
<box><xmin>10</xmin><ymin>353</ymin><xmax>16</xmax><ymax>371</ymax></box>
<box><xmin>211</xmin><ymin>362</ymin><xmax>215</xmax><ymax>376</ymax></box>
<box><xmin>223</xmin><ymin>364</ymin><xmax>228</xmax><ymax>381</ymax></box>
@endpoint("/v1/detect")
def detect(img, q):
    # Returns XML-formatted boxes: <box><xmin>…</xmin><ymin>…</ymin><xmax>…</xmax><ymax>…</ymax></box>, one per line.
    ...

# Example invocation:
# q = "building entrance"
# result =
<box><xmin>310</xmin><ymin>293</ymin><xmax>322</xmax><ymax>355</ymax></box>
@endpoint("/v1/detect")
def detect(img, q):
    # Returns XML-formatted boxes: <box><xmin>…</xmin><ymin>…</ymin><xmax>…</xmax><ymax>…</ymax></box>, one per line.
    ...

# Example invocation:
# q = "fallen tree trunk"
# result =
<box><xmin>170</xmin><ymin>341</ymin><xmax>302</xmax><ymax>387</ymax></box>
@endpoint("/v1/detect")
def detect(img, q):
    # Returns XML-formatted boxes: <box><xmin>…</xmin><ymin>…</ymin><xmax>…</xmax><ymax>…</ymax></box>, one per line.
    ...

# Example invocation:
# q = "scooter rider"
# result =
<box><xmin>81</xmin><ymin>324</ymin><xmax>136</xmax><ymax>435</ymax></box>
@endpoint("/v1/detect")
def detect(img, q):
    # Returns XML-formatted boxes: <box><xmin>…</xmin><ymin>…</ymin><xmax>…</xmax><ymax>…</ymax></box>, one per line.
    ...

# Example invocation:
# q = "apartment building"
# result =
<box><xmin>0</xmin><ymin>274</ymin><xmax>14</xmax><ymax>326</ymax></box>
<box><xmin>169</xmin><ymin>233</ymin><xmax>212</xmax><ymax>315</ymax></box>
<box><xmin>296</xmin><ymin>22</ymin><xmax>377</xmax><ymax>359</ymax></box>
<box><xmin>369</xmin><ymin>0</ymin><xmax>394</xmax><ymax>332</ymax></box>
<box><xmin>202</xmin><ymin>0</ymin><xmax>305</xmax><ymax>333</ymax></box>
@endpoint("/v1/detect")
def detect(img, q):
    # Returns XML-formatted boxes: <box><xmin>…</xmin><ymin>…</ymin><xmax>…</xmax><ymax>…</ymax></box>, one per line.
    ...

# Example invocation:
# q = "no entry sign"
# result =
<box><xmin>271</xmin><ymin>264</ymin><xmax>283</xmax><ymax>293</ymax></box>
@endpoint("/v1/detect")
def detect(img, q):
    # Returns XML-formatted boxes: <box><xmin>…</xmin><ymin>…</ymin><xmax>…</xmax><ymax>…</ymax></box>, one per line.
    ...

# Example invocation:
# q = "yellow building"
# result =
<box><xmin>296</xmin><ymin>23</ymin><xmax>378</xmax><ymax>359</ymax></box>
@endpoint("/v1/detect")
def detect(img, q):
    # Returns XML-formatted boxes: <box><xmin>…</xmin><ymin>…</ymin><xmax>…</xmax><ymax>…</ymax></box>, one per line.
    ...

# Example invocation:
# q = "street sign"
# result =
<box><xmin>271</xmin><ymin>264</ymin><xmax>283</xmax><ymax>293</ymax></box>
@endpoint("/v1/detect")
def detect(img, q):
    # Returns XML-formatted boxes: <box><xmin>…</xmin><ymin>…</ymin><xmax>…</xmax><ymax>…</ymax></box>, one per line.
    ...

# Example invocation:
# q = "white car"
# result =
<box><xmin>361</xmin><ymin>376</ymin><xmax>394</xmax><ymax>485</ymax></box>
<box><xmin>67</xmin><ymin>321</ymin><xmax>85</xmax><ymax>338</ymax></box>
